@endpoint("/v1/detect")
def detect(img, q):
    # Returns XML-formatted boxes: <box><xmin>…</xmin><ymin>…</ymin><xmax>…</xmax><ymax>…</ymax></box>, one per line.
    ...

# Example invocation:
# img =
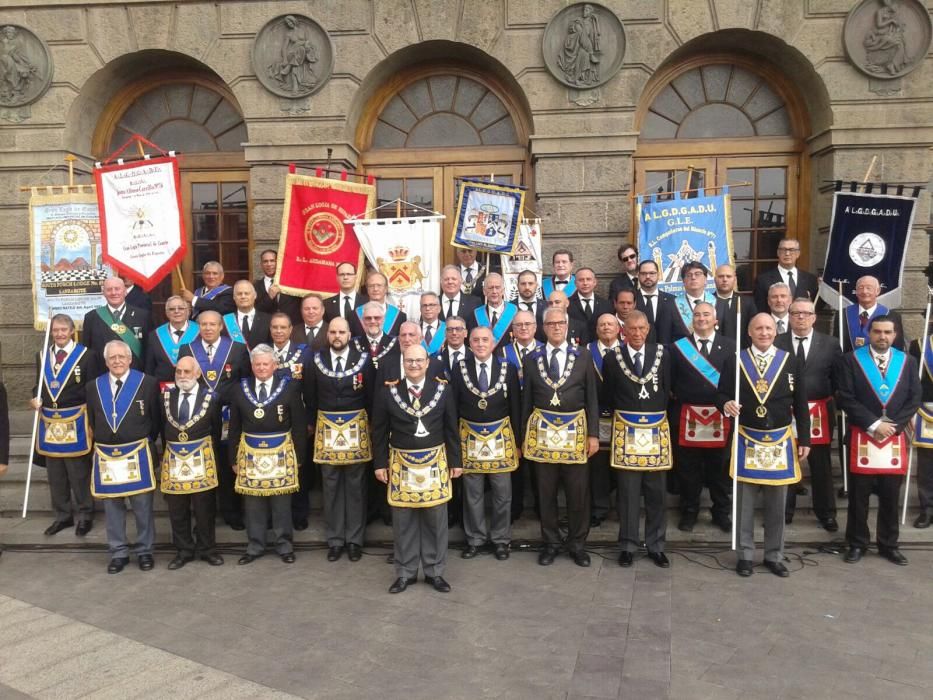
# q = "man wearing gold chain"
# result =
<box><xmin>521</xmin><ymin>306</ymin><xmax>600</xmax><ymax>567</ymax></box>
<box><xmin>372</xmin><ymin>344</ymin><xmax>462</xmax><ymax>593</ymax></box>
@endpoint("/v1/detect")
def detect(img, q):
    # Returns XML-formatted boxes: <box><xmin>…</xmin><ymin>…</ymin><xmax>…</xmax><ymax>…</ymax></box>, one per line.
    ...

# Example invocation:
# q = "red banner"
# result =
<box><xmin>276</xmin><ymin>174</ymin><xmax>375</xmax><ymax>298</ymax></box>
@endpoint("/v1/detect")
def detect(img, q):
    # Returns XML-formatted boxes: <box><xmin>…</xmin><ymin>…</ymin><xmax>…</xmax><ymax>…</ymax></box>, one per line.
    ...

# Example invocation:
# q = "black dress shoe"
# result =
<box><xmin>44</xmin><ymin>519</ymin><xmax>74</xmax><ymax>536</ymax></box>
<box><xmin>388</xmin><ymin>576</ymin><xmax>416</xmax><ymax>594</ymax></box>
<box><xmin>494</xmin><ymin>543</ymin><xmax>509</xmax><ymax>560</ymax></box>
<box><xmin>327</xmin><ymin>546</ymin><xmax>344</xmax><ymax>562</ymax></box>
<box><xmin>461</xmin><ymin>545</ymin><xmax>480</xmax><ymax>559</ymax></box>
<box><xmin>764</xmin><ymin>560</ymin><xmax>790</xmax><ymax>577</ymax></box>
<box><xmin>879</xmin><ymin>547</ymin><xmax>908</xmax><ymax>566</ymax></box>
<box><xmin>293</xmin><ymin>518</ymin><xmax>309</xmax><ymax>531</ymax></box>
<box><xmin>736</xmin><ymin>559</ymin><xmax>754</xmax><ymax>577</ymax></box>
<box><xmin>538</xmin><ymin>547</ymin><xmax>559</xmax><ymax>566</ymax></box>
<box><xmin>201</xmin><ymin>553</ymin><xmax>224</xmax><ymax>566</ymax></box>
<box><xmin>820</xmin><ymin>517</ymin><xmax>839</xmax><ymax>533</ymax></box>
<box><xmin>167</xmin><ymin>555</ymin><xmax>193</xmax><ymax>570</ymax></box>
<box><xmin>138</xmin><ymin>554</ymin><xmax>154</xmax><ymax>571</ymax></box>
<box><xmin>75</xmin><ymin>520</ymin><xmax>93</xmax><ymax>536</ymax></box>
<box><xmin>648</xmin><ymin>551</ymin><xmax>670</xmax><ymax>568</ymax></box>
<box><xmin>843</xmin><ymin>546</ymin><xmax>863</xmax><ymax>564</ymax></box>
<box><xmin>424</xmin><ymin>575</ymin><xmax>451</xmax><ymax>592</ymax></box>
<box><xmin>238</xmin><ymin>553</ymin><xmax>259</xmax><ymax>565</ymax></box>
<box><xmin>590</xmin><ymin>515</ymin><xmax>604</xmax><ymax>527</ymax></box>
<box><xmin>914</xmin><ymin>512</ymin><xmax>932</xmax><ymax>529</ymax></box>
<box><xmin>838</xmin><ymin>487</ymin><xmax>848</xmax><ymax>499</ymax></box>
<box><xmin>712</xmin><ymin>517</ymin><xmax>732</xmax><ymax>533</ymax></box>
<box><xmin>107</xmin><ymin>557</ymin><xmax>129</xmax><ymax>574</ymax></box>
<box><xmin>281</xmin><ymin>552</ymin><xmax>296</xmax><ymax>564</ymax></box>
<box><xmin>347</xmin><ymin>544</ymin><xmax>362</xmax><ymax>562</ymax></box>
<box><xmin>618</xmin><ymin>551</ymin><xmax>634</xmax><ymax>567</ymax></box>
<box><xmin>795</xmin><ymin>484</ymin><xmax>808</xmax><ymax>496</ymax></box>
<box><xmin>227</xmin><ymin>520</ymin><xmax>246</xmax><ymax>531</ymax></box>
<box><xmin>571</xmin><ymin>550</ymin><xmax>591</xmax><ymax>568</ymax></box>
<box><xmin>677</xmin><ymin>515</ymin><xmax>696</xmax><ymax>532</ymax></box>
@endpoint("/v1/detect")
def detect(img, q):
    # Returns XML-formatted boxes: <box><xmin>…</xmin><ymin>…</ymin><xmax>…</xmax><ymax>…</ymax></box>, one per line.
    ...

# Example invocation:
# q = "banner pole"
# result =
<box><xmin>174</xmin><ymin>265</ymin><xmax>187</xmax><ymax>292</ymax></box>
<box><xmin>837</xmin><ymin>279</ymin><xmax>849</xmax><ymax>495</ymax></box>
<box><xmin>862</xmin><ymin>156</ymin><xmax>878</xmax><ymax>185</ymax></box>
<box><xmin>23</xmin><ymin>317</ymin><xmax>53</xmax><ymax>518</ymax></box>
<box><xmin>65</xmin><ymin>154</ymin><xmax>76</xmax><ymax>188</ymax></box>
<box><xmin>905</xmin><ymin>289</ymin><xmax>933</xmax><ymax>524</ymax></box>
<box><xmin>730</xmin><ymin>302</ymin><xmax>741</xmax><ymax>551</ymax></box>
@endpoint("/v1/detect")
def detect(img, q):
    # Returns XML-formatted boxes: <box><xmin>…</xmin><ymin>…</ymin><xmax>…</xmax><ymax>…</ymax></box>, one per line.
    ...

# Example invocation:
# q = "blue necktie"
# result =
<box><xmin>478</xmin><ymin>362</ymin><xmax>489</xmax><ymax>392</ymax></box>
<box><xmin>178</xmin><ymin>392</ymin><xmax>191</xmax><ymax>422</ymax></box>
<box><xmin>633</xmin><ymin>351</ymin><xmax>643</xmax><ymax>377</ymax></box>
<box><xmin>549</xmin><ymin>348</ymin><xmax>561</xmax><ymax>381</ymax></box>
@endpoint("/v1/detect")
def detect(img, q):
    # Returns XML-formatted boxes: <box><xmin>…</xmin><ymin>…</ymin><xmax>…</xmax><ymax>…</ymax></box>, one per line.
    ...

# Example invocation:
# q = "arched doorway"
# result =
<box><xmin>634</xmin><ymin>54</ymin><xmax>811</xmax><ymax>292</ymax></box>
<box><xmin>357</xmin><ymin>64</ymin><xmax>532</xmax><ymax>267</ymax></box>
<box><xmin>92</xmin><ymin>74</ymin><xmax>249</xmax><ymax>312</ymax></box>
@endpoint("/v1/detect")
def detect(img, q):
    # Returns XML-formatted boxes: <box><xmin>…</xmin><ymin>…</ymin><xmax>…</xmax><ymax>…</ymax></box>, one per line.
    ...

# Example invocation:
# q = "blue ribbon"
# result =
<box><xmin>853</xmin><ymin>345</ymin><xmax>905</xmax><ymax>406</ymax></box>
<box><xmin>95</xmin><ymin>369</ymin><xmax>145</xmax><ymax>432</ymax></box>
<box><xmin>156</xmin><ymin>323</ymin><xmax>199</xmax><ymax>365</ymax></box>
<box><xmin>672</xmin><ymin>337</ymin><xmax>720</xmax><ymax>388</ymax></box>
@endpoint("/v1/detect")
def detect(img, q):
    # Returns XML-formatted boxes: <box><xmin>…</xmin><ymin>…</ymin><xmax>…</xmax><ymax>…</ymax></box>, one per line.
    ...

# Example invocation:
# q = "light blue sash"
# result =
<box><xmin>222</xmin><ymin>313</ymin><xmax>247</xmax><ymax>345</ymax></box>
<box><xmin>156</xmin><ymin>323</ymin><xmax>199</xmax><ymax>365</ymax></box>
<box><xmin>853</xmin><ymin>345</ymin><xmax>905</xmax><ymax>407</ymax></box>
<box><xmin>422</xmin><ymin>321</ymin><xmax>446</xmax><ymax>355</ymax></box>
<box><xmin>846</xmin><ymin>303</ymin><xmax>888</xmax><ymax>349</ymax></box>
<box><xmin>673</xmin><ymin>292</ymin><xmax>715</xmax><ymax>331</ymax></box>
<box><xmin>474</xmin><ymin>304</ymin><xmax>517</xmax><ymax>345</ymax></box>
<box><xmin>197</xmin><ymin>284</ymin><xmax>231</xmax><ymax>301</ymax></box>
<box><xmin>542</xmin><ymin>274</ymin><xmax>576</xmax><ymax>298</ymax></box>
<box><xmin>357</xmin><ymin>303</ymin><xmax>400</xmax><ymax>336</ymax></box>
<box><xmin>673</xmin><ymin>337</ymin><xmax>720</xmax><ymax>389</ymax></box>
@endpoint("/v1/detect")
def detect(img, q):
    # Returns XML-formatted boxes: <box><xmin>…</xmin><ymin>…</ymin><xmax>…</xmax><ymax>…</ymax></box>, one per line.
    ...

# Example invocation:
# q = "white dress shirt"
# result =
<box><xmin>544</xmin><ymin>341</ymin><xmax>569</xmax><ymax>375</ymax></box>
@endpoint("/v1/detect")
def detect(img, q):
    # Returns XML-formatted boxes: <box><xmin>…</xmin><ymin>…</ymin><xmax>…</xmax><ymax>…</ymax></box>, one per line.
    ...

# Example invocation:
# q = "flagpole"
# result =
<box><xmin>23</xmin><ymin>316</ymin><xmax>53</xmax><ymax>518</ymax></box>
<box><xmin>730</xmin><ymin>300</ymin><xmax>742</xmax><ymax>551</ymax></box>
<box><xmin>903</xmin><ymin>288</ymin><xmax>932</xmax><ymax>524</ymax></box>
<box><xmin>836</xmin><ymin>279</ymin><xmax>849</xmax><ymax>495</ymax></box>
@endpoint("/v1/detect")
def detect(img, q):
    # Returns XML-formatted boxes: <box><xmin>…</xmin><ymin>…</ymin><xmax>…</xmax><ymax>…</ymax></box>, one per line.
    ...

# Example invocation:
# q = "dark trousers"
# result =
<box><xmin>917</xmin><ymin>449</ymin><xmax>933</xmax><ymax>515</ymax></box>
<box><xmin>786</xmin><ymin>444</ymin><xmax>836</xmax><ymax>520</ymax></box>
<box><xmin>510</xmin><ymin>457</ymin><xmax>539</xmax><ymax>519</ymax></box>
<box><xmin>845</xmin><ymin>471</ymin><xmax>903</xmax><ymax>550</ymax></box>
<box><xmin>589</xmin><ymin>450</ymin><xmax>612</xmax><ymax>520</ymax></box>
<box><xmin>164</xmin><ymin>490</ymin><xmax>217</xmax><ymax>557</ymax></box>
<box><xmin>291</xmin><ymin>459</ymin><xmax>314</xmax><ymax>523</ymax></box>
<box><xmin>535</xmin><ymin>461</ymin><xmax>590</xmax><ymax>553</ymax></box>
<box><xmin>244</xmin><ymin>494</ymin><xmax>293</xmax><ymax>556</ymax></box>
<box><xmin>617</xmin><ymin>470</ymin><xmax>667</xmax><ymax>553</ymax></box>
<box><xmin>45</xmin><ymin>455</ymin><xmax>94</xmax><ymax>523</ymax></box>
<box><xmin>320</xmin><ymin>462</ymin><xmax>367</xmax><ymax>547</ymax></box>
<box><xmin>217</xmin><ymin>441</ymin><xmax>243</xmax><ymax>525</ymax></box>
<box><xmin>675</xmin><ymin>445</ymin><xmax>730</xmax><ymax>520</ymax></box>
<box><xmin>367</xmin><ymin>468</ymin><xmax>391</xmax><ymax>523</ymax></box>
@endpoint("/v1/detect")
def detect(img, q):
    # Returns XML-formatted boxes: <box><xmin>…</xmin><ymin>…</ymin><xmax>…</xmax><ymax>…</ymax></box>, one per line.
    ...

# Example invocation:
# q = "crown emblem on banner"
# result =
<box><xmin>388</xmin><ymin>246</ymin><xmax>410</xmax><ymax>261</ymax></box>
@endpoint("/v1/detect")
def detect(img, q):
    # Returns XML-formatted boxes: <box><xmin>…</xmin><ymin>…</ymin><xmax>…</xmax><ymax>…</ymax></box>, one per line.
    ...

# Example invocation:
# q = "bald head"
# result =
<box><xmin>398</xmin><ymin>321</ymin><xmax>422</xmax><ymax>348</ymax></box>
<box><xmin>748</xmin><ymin>312</ymin><xmax>777</xmax><ymax>351</ymax></box>
<box><xmin>327</xmin><ymin>316</ymin><xmax>351</xmax><ymax>352</ymax></box>
<box><xmin>548</xmin><ymin>290</ymin><xmax>569</xmax><ymax>309</ymax></box>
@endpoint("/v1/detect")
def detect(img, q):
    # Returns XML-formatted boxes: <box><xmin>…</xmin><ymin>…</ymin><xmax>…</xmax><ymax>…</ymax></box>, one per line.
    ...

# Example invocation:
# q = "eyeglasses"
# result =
<box><xmin>777</xmin><ymin>247</ymin><xmax>799</xmax><ymax>253</ymax></box>
<box><xmin>362</xmin><ymin>315</ymin><xmax>383</xmax><ymax>322</ymax></box>
<box><xmin>447</xmin><ymin>326</ymin><xmax>467</xmax><ymax>332</ymax></box>
<box><xmin>621</xmin><ymin>254</ymin><xmax>637</xmax><ymax>261</ymax></box>
<box><xmin>421</xmin><ymin>302</ymin><xmax>439</xmax><ymax>307</ymax></box>
<box><xmin>403</xmin><ymin>358</ymin><xmax>427</xmax><ymax>365</ymax></box>
<box><xmin>790</xmin><ymin>311</ymin><xmax>815</xmax><ymax>317</ymax></box>
<box><xmin>544</xmin><ymin>321</ymin><xmax>567</xmax><ymax>327</ymax></box>
<box><xmin>512</xmin><ymin>322</ymin><xmax>535</xmax><ymax>328</ymax></box>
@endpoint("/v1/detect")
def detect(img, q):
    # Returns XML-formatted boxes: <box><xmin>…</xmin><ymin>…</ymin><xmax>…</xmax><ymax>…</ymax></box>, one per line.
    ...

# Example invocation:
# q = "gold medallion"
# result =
<box><xmin>855</xmin><ymin>337</ymin><xmax>865</xmax><ymax>347</ymax></box>
<box><xmin>755</xmin><ymin>378</ymin><xmax>769</xmax><ymax>393</ymax></box>
<box><xmin>49</xmin><ymin>380</ymin><xmax>60</xmax><ymax>389</ymax></box>
<box><xmin>206</xmin><ymin>370</ymin><xmax>218</xmax><ymax>381</ymax></box>
<box><xmin>550</xmin><ymin>391</ymin><xmax>561</xmax><ymax>407</ymax></box>
<box><xmin>478</xmin><ymin>398</ymin><xmax>488</xmax><ymax>410</ymax></box>
<box><xmin>51</xmin><ymin>402</ymin><xmax>58</xmax><ymax>408</ymax></box>
<box><xmin>178</xmin><ymin>431</ymin><xmax>188</xmax><ymax>441</ymax></box>
<box><xmin>116</xmin><ymin>324</ymin><xmax>127</xmax><ymax>335</ymax></box>
<box><xmin>755</xmin><ymin>405</ymin><xmax>767</xmax><ymax>418</ymax></box>
<box><xmin>110</xmin><ymin>323</ymin><xmax>120</xmax><ymax>332</ymax></box>
<box><xmin>254</xmin><ymin>408</ymin><xmax>265</xmax><ymax>419</ymax></box>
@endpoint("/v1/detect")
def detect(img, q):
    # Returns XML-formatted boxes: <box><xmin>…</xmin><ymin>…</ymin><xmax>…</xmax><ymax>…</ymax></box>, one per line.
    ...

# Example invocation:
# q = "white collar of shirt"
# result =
<box><xmin>170</xmin><ymin>322</ymin><xmax>188</xmax><ymax>334</ymax></box>
<box><xmin>54</xmin><ymin>340</ymin><xmax>76</xmax><ymax>354</ymax></box>
<box><xmin>793</xmin><ymin>330</ymin><xmax>813</xmax><ymax>343</ymax></box>
<box><xmin>367</xmin><ymin>333</ymin><xmax>383</xmax><ymax>345</ymax></box>
<box><xmin>460</xmin><ymin>265</ymin><xmax>476</xmax><ymax>276</ymax></box>
<box><xmin>201</xmin><ymin>339</ymin><xmax>216</xmax><ymax>352</ymax></box>
<box><xmin>445</xmin><ymin>292</ymin><xmax>462</xmax><ymax>303</ymax></box>
<box><xmin>694</xmin><ymin>333</ymin><xmax>715</xmax><ymax>345</ymax></box>
<box><xmin>255</xmin><ymin>378</ymin><xmax>272</xmax><ymax>394</ymax></box>
<box><xmin>448</xmin><ymin>345</ymin><xmax>465</xmax><ymax>357</ymax></box>
<box><xmin>597</xmin><ymin>340</ymin><xmax>619</xmax><ymax>354</ymax></box>
<box><xmin>406</xmin><ymin>380</ymin><xmax>423</xmax><ymax>394</ymax></box>
<box><xmin>686</xmin><ymin>294</ymin><xmax>705</xmax><ymax>304</ymax></box>
<box><xmin>578</xmin><ymin>295</ymin><xmax>594</xmax><ymax>303</ymax></box>
<box><xmin>264</xmin><ymin>276</ymin><xmax>274</xmax><ymax>289</ymax></box>
<box><xmin>487</xmin><ymin>302</ymin><xmax>505</xmax><ymax>315</ymax></box>
<box><xmin>519</xmin><ymin>297</ymin><xmax>537</xmax><ymax>306</ymax></box>
<box><xmin>108</xmin><ymin>304</ymin><xmax>125</xmax><ymax>315</ymax></box>
<box><xmin>341</xmin><ymin>291</ymin><xmax>355</xmax><ymax>302</ymax></box>
<box><xmin>626</xmin><ymin>344</ymin><xmax>646</xmax><ymax>363</ymax></box>
<box><xmin>275</xmin><ymin>341</ymin><xmax>291</xmax><ymax>355</ymax></box>
<box><xmin>753</xmin><ymin>346</ymin><xmax>776</xmax><ymax>361</ymax></box>
<box><xmin>239</xmin><ymin>310</ymin><xmax>254</xmax><ymax>322</ymax></box>
<box><xmin>546</xmin><ymin>342</ymin><xmax>569</xmax><ymax>374</ymax></box>
<box><xmin>330</xmin><ymin>349</ymin><xmax>349</xmax><ymax>365</ymax></box>
<box><xmin>860</xmin><ymin>304</ymin><xmax>878</xmax><ymax>316</ymax></box>
<box><xmin>110</xmin><ymin>371</ymin><xmax>130</xmax><ymax>390</ymax></box>
<box><xmin>306</xmin><ymin>322</ymin><xmax>322</xmax><ymax>333</ymax></box>
<box><xmin>780</xmin><ymin>266</ymin><xmax>798</xmax><ymax>278</ymax></box>
<box><xmin>517</xmin><ymin>341</ymin><xmax>537</xmax><ymax>352</ymax></box>
<box><xmin>474</xmin><ymin>357</ymin><xmax>492</xmax><ymax>374</ymax></box>
<box><xmin>870</xmin><ymin>347</ymin><xmax>890</xmax><ymax>363</ymax></box>
<box><xmin>772</xmin><ymin>313</ymin><xmax>788</xmax><ymax>323</ymax></box>
<box><xmin>423</xmin><ymin>320</ymin><xmax>437</xmax><ymax>331</ymax></box>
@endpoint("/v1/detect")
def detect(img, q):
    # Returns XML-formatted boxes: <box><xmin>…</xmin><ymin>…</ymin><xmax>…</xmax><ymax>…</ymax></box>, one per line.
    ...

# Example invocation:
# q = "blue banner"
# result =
<box><xmin>636</xmin><ymin>189</ymin><xmax>732</xmax><ymax>295</ymax></box>
<box><xmin>819</xmin><ymin>191</ymin><xmax>917</xmax><ymax>308</ymax></box>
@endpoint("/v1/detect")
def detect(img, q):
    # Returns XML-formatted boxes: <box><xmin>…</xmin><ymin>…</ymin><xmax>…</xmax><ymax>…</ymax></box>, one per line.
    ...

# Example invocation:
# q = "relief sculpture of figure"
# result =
<box><xmin>269</xmin><ymin>15</ymin><xmax>318</xmax><ymax>94</ymax></box>
<box><xmin>557</xmin><ymin>4</ymin><xmax>601</xmax><ymax>87</ymax></box>
<box><xmin>0</xmin><ymin>26</ymin><xmax>37</xmax><ymax>103</ymax></box>
<box><xmin>863</xmin><ymin>0</ymin><xmax>912</xmax><ymax>76</ymax></box>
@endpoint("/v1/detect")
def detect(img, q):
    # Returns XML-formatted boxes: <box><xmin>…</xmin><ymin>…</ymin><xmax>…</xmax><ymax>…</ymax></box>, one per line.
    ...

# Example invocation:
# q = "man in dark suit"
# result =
<box><xmin>714</xmin><ymin>264</ymin><xmax>756</xmax><ymax>347</ymax></box>
<box><xmin>82</xmin><ymin>276</ymin><xmax>153</xmax><ymax>371</ymax></box>
<box><xmin>669</xmin><ymin>301</ymin><xmax>734</xmax><ymax>533</ymax></box>
<box><xmin>225</xmin><ymin>280</ymin><xmax>272</xmax><ymax>349</ymax></box>
<box><xmin>434</xmin><ymin>316</ymin><xmax>473</xmax><ymax>378</ymax></box>
<box><xmin>635</xmin><ymin>260</ymin><xmax>676</xmax><ymax>345</ymax></box>
<box><xmin>719</xmin><ymin>314</ymin><xmax>810</xmax><ymax>578</ymax></box>
<box><xmin>522</xmin><ymin>306</ymin><xmax>600</xmax><ymax>567</ymax></box>
<box><xmin>836</xmin><ymin>315</ymin><xmax>921</xmax><ymax>566</ymax></box>
<box><xmin>182</xmin><ymin>261</ymin><xmax>236</xmax><ymax>318</ymax></box>
<box><xmin>833</xmin><ymin>275</ymin><xmax>907</xmax><ymax>353</ymax></box>
<box><xmin>228</xmin><ymin>344</ymin><xmax>308</xmax><ymax>565</ymax></box>
<box><xmin>667</xmin><ymin>262</ymin><xmax>717</xmax><ymax>344</ymax></box>
<box><xmin>545</xmin><ymin>290</ymin><xmax>588</xmax><ymax>347</ymax></box>
<box><xmin>293</xmin><ymin>293</ymin><xmax>329</xmax><ymax>352</ymax></box>
<box><xmin>269</xmin><ymin>313</ymin><xmax>309</xmax><ymax>383</ymax></box>
<box><xmin>304</xmin><ymin>317</ymin><xmax>375</xmax><ymax>562</ymax></box>
<box><xmin>378</xmin><ymin>321</ymin><xmax>445</xmax><ymax>384</ymax></box>
<box><xmin>452</xmin><ymin>326</ymin><xmax>522</xmax><ymax>560</ymax></box>
<box><xmin>457</xmin><ymin>247</ymin><xmax>487</xmax><ymax>298</ymax></box>
<box><xmin>777</xmin><ymin>298</ymin><xmax>842</xmax><ymax>531</ymax></box>
<box><xmin>372</xmin><ymin>344</ymin><xmax>462</xmax><ymax>593</ymax></box>
<box><xmin>359</xmin><ymin>271</ymin><xmax>406</xmax><ymax>336</ymax></box>
<box><xmin>324</xmin><ymin>260</ymin><xmax>368</xmax><ymax>337</ymax></box>
<box><xmin>542</xmin><ymin>249</ymin><xmax>576</xmax><ymax>299</ymax></box>
<box><xmin>568</xmin><ymin>267</ymin><xmax>612</xmax><ymax>345</ymax></box>
<box><xmin>32</xmin><ymin>313</ymin><xmax>98</xmax><ymax>537</ymax></box>
<box><xmin>586</xmin><ymin>314</ymin><xmax>622</xmax><ymax>527</ymax></box>
<box><xmin>254</xmin><ymin>249</ymin><xmax>300</xmax><ymax>323</ymax></box>
<box><xmin>160</xmin><ymin>356</ymin><xmax>224</xmax><ymax>569</ymax></box>
<box><xmin>514</xmin><ymin>270</ymin><xmax>546</xmax><ymax>339</ymax></box>
<box><xmin>474</xmin><ymin>273</ymin><xmax>519</xmax><ymax>352</ymax></box>
<box><xmin>419</xmin><ymin>292</ymin><xmax>446</xmax><ymax>356</ymax></box>
<box><xmin>356</xmin><ymin>301</ymin><xmax>400</xmax><ymax>375</ymax></box>
<box><xmin>87</xmin><ymin>340</ymin><xmax>161</xmax><ymax>574</ymax></box>
<box><xmin>440</xmin><ymin>265</ymin><xmax>481</xmax><ymax>329</ymax></box>
<box><xmin>121</xmin><ymin>276</ymin><xmax>152</xmax><ymax>311</ymax></box>
<box><xmin>753</xmin><ymin>238</ymin><xmax>819</xmax><ymax>311</ymax></box>
<box><xmin>603</xmin><ymin>310</ymin><xmax>672</xmax><ymax>568</ymax></box>
<box><xmin>146</xmin><ymin>296</ymin><xmax>198</xmax><ymax>385</ymax></box>
<box><xmin>178</xmin><ymin>310</ymin><xmax>251</xmax><ymax>530</ymax></box>
<box><xmin>609</xmin><ymin>243</ymin><xmax>639</xmax><ymax>303</ymax></box>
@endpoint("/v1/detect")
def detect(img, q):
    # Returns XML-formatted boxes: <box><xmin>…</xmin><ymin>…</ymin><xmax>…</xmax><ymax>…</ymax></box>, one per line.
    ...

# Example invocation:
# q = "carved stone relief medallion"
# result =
<box><xmin>843</xmin><ymin>0</ymin><xmax>931</xmax><ymax>80</ymax></box>
<box><xmin>0</xmin><ymin>25</ymin><xmax>53</xmax><ymax>121</ymax></box>
<box><xmin>542</xmin><ymin>3</ymin><xmax>625</xmax><ymax>90</ymax></box>
<box><xmin>252</xmin><ymin>14</ymin><xmax>334</xmax><ymax>99</ymax></box>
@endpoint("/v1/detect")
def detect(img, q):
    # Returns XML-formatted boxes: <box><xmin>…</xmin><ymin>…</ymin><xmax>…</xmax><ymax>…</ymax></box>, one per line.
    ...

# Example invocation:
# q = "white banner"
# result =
<box><xmin>501</xmin><ymin>220</ymin><xmax>543</xmax><ymax>301</ymax></box>
<box><xmin>29</xmin><ymin>187</ymin><xmax>112</xmax><ymax>330</ymax></box>
<box><xmin>351</xmin><ymin>216</ymin><xmax>443</xmax><ymax>323</ymax></box>
<box><xmin>95</xmin><ymin>157</ymin><xmax>186</xmax><ymax>290</ymax></box>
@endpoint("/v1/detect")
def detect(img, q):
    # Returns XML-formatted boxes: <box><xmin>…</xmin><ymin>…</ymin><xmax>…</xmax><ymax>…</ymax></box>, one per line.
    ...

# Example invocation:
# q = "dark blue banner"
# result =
<box><xmin>820</xmin><ymin>191</ymin><xmax>917</xmax><ymax>307</ymax></box>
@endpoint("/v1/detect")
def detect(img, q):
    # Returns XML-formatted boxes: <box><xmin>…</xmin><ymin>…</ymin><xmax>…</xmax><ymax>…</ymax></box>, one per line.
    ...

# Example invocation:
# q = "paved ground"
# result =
<box><xmin>0</xmin><ymin>539</ymin><xmax>931</xmax><ymax>699</ymax></box>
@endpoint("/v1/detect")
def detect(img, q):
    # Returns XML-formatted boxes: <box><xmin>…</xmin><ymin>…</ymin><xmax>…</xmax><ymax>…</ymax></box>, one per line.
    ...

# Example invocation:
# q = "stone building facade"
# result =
<box><xmin>0</xmin><ymin>0</ymin><xmax>930</xmax><ymax>400</ymax></box>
